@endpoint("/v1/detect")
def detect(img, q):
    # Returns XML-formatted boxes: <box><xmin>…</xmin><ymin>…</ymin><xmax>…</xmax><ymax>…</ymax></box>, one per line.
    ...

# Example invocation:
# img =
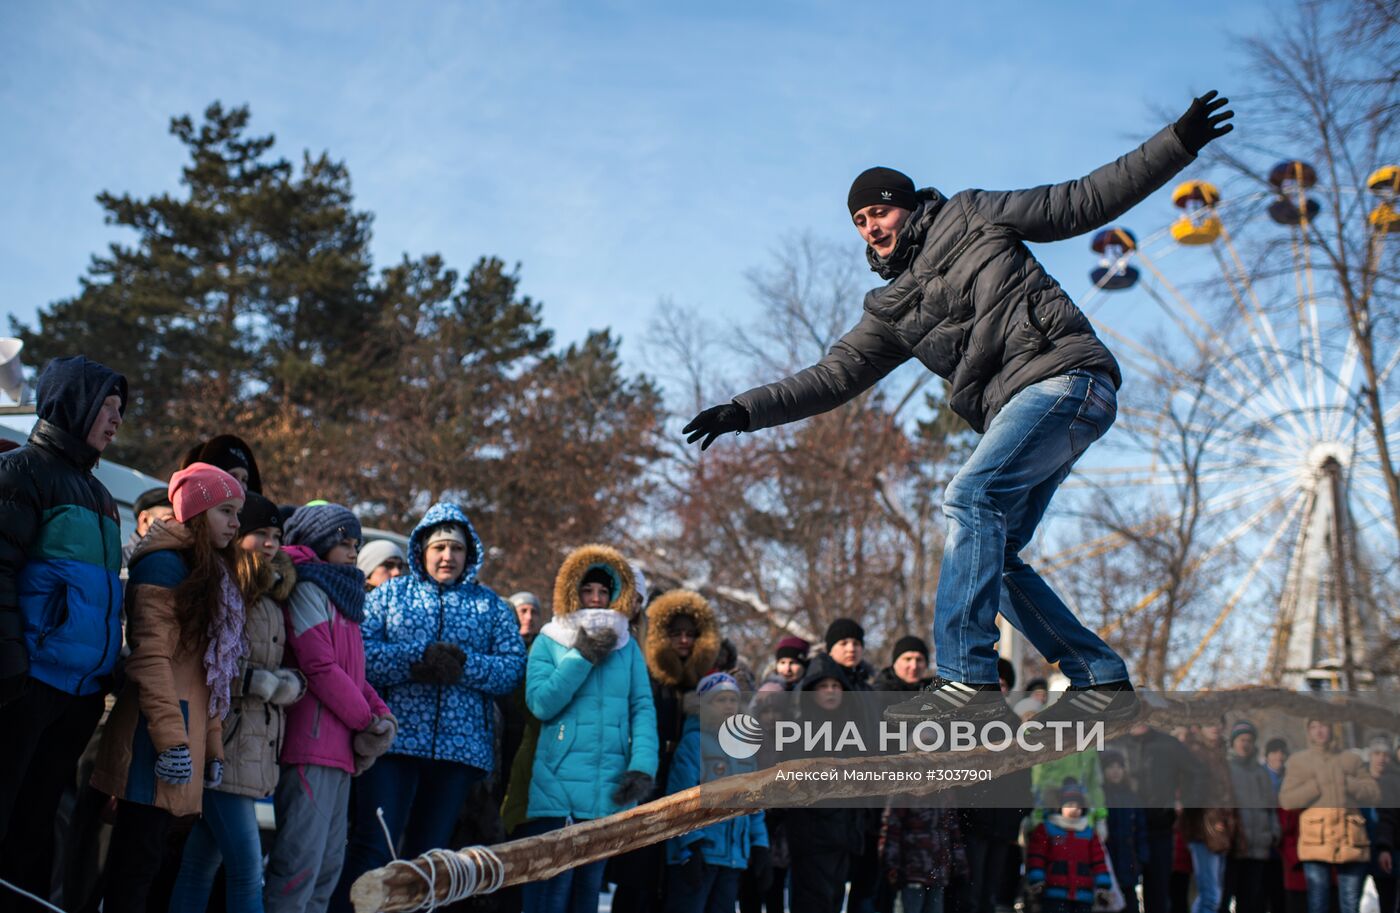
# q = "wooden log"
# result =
<box><xmin>352</xmin><ymin>688</ymin><xmax>1400</xmax><ymax>912</ymax></box>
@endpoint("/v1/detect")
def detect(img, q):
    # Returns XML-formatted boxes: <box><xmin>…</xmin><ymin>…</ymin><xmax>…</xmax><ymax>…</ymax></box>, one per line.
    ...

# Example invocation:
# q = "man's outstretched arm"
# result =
<box><xmin>684</xmin><ymin>312</ymin><xmax>910</xmax><ymax>448</ymax></box>
<box><xmin>974</xmin><ymin>91</ymin><xmax>1234</xmax><ymax>244</ymax></box>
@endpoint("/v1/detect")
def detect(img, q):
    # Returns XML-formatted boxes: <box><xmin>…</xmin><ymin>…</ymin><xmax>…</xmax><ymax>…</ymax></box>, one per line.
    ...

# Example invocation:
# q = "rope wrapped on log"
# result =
<box><xmin>351</xmin><ymin>688</ymin><xmax>1400</xmax><ymax>912</ymax></box>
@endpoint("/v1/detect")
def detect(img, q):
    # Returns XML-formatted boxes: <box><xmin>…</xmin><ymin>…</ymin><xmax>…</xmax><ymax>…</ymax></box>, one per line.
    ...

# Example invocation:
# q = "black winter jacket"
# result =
<box><xmin>1114</xmin><ymin>729</ymin><xmax>1206</xmax><ymax>830</ymax></box>
<box><xmin>0</xmin><ymin>357</ymin><xmax>127</xmax><ymax>695</ymax></box>
<box><xmin>734</xmin><ymin>126</ymin><xmax>1194</xmax><ymax>433</ymax></box>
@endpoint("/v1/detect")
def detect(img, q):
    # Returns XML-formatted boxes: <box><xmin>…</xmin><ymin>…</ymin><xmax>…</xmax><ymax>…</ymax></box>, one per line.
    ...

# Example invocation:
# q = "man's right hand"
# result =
<box><xmin>683</xmin><ymin>403</ymin><xmax>750</xmax><ymax>450</ymax></box>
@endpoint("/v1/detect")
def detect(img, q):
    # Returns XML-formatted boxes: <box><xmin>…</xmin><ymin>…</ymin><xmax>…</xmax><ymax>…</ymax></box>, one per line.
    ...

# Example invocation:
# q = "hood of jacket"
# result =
<box><xmin>34</xmin><ymin>356</ymin><xmax>127</xmax><ymax>450</ymax></box>
<box><xmin>644</xmin><ymin>589</ymin><xmax>721</xmax><ymax>689</ymax></box>
<box><xmin>130</xmin><ymin>518</ymin><xmax>194</xmax><ymax>566</ymax></box>
<box><xmin>250</xmin><ymin>548</ymin><xmax>298</xmax><ymax>603</ymax></box>
<box><xmin>552</xmin><ymin>543</ymin><xmax>636</xmax><ymax>617</ymax></box>
<box><xmin>800</xmin><ymin>653</ymin><xmax>853</xmax><ymax>692</ymax></box>
<box><xmin>407</xmin><ymin>502</ymin><xmax>485</xmax><ymax>586</ymax></box>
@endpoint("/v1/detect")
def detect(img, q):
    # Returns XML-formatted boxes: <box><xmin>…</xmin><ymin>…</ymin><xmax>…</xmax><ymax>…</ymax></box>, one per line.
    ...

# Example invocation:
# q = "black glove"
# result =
<box><xmin>612</xmin><ymin>770</ymin><xmax>655</xmax><ymax>805</ymax></box>
<box><xmin>409</xmin><ymin>641</ymin><xmax>466</xmax><ymax>685</ymax></box>
<box><xmin>747</xmin><ymin>845</ymin><xmax>773</xmax><ymax>893</ymax></box>
<box><xmin>575</xmin><ymin>627</ymin><xmax>619</xmax><ymax>665</ymax></box>
<box><xmin>1173</xmin><ymin>90</ymin><xmax>1234</xmax><ymax>154</ymax></box>
<box><xmin>683</xmin><ymin>403</ymin><xmax>750</xmax><ymax>451</ymax></box>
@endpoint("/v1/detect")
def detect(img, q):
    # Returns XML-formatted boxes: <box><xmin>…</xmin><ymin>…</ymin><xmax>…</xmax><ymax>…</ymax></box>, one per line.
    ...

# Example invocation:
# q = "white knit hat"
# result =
<box><xmin>357</xmin><ymin>538</ymin><xmax>406</xmax><ymax>576</ymax></box>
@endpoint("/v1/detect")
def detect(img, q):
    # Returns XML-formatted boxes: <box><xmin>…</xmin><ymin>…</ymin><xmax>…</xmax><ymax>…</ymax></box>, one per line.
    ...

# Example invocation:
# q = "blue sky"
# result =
<box><xmin>2</xmin><ymin>1</ymin><xmax>1278</xmax><ymax>395</ymax></box>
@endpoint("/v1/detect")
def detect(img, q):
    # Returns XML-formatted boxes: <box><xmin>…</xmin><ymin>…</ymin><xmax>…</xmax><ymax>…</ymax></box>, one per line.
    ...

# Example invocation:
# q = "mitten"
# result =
<box><xmin>575</xmin><ymin>627</ymin><xmax>619</xmax><ymax>665</ymax></box>
<box><xmin>683</xmin><ymin>403</ymin><xmax>750</xmax><ymax>450</ymax></box>
<box><xmin>409</xmin><ymin>642</ymin><xmax>466</xmax><ymax>685</ymax></box>
<box><xmin>747</xmin><ymin>845</ymin><xmax>773</xmax><ymax>893</ymax></box>
<box><xmin>1026</xmin><ymin>881</ymin><xmax>1044</xmax><ymax>897</ymax></box>
<box><xmin>1172</xmin><ymin>90</ymin><xmax>1234</xmax><ymax>154</ymax></box>
<box><xmin>612</xmin><ymin>770</ymin><xmax>654</xmax><ymax>805</ymax></box>
<box><xmin>245</xmin><ymin>668</ymin><xmax>279</xmax><ymax>702</ymax></box>
<box><xmin>204</xmin><ymin>758</ymin><xmax>224</xmax><ymax>789</ymax></box>
<box><xmin>353</xmin><ymin>750</ymin><xmax>378</xmax><ymax>777</ymax></box>
<box><xmin>269</xmin><ymin>668</ymin><xmax>307</xmax><ymax>705</ymax></box>
<box><xmin>352</xmin><ymin>714</ymin><xmax>398</xmax><ymax>760</ymax></box>
<box><xmin>155</xmin><ymin>745</ymin><xmax>193</xmax><ymax>785</ymax></box>
<box><xmin>1094</xmin><ymin>889</ymin><xmax>1113</xmax><ymax>908</ymax></box>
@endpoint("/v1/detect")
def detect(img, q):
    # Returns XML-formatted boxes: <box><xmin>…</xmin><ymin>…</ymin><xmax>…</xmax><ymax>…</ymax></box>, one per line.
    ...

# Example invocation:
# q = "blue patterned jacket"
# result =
<box><xmin>361</xmin><ymin>503</ymin><xmax>526</xmax><ymax>771</ymax></box>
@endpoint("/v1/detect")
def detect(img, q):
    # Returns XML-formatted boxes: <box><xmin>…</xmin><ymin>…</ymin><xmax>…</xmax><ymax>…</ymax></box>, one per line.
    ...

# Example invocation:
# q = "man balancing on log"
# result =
<box><xmin>683</xmin><ymin>91</ymin><xmax>1233</xmax><ymax>728</ymax></box>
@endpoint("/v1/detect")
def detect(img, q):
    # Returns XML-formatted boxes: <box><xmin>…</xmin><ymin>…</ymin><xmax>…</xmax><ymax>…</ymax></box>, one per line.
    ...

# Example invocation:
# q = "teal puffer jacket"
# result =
<box><xmin>525</xmin><ymin>633</ymin><xmax>658</xmax><ymax>821</ymax></box>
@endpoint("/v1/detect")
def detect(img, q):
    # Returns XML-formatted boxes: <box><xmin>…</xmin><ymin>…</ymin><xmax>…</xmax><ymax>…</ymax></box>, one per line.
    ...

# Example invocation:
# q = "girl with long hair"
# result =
<box><xmin>91</xmin><ymin>463</ymin><xmax>250</xmax><ymax>913</ymax></box>
<box><xmin>169</xmin><ymin>491</ymin><xmax>308</xmax><ymax>913</ymax></box>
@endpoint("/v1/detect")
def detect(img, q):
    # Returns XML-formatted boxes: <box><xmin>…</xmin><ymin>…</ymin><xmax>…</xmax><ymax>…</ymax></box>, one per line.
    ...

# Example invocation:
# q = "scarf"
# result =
<box><xmin>294</xmin><ymin>559</ymin><xmax>368</xmax><ymax>623</ymax></box>
<box><xmin>204</xmin><ymin>564</ymin><xmax>247</xmax><ymax>720</ymax></box>
<box><xmin>540</xmin><ymin>609</ymin><xmax>631</xmax><ymax>652</ymax></box>
<box><xmin>866</xmin><ymin>195</ymin><xmax>938</xmax><ymax>280</ymax></box>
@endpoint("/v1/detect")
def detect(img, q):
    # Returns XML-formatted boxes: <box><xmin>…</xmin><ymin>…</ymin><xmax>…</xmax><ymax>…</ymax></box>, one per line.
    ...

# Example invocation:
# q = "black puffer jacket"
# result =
<box><xmin>734</xmin><ymin>126</ymin><xmax>1194</xmax><ymax>433</ymax></box>
<box><xmin>1114</xmin><ymin>728</ymin><xmax>1206</xmax><ymax>830</ymax></box>
<box><xmin>0</xmin><ymin>356</ymin><xmax>127</xmax><ymax>695</ymax></box>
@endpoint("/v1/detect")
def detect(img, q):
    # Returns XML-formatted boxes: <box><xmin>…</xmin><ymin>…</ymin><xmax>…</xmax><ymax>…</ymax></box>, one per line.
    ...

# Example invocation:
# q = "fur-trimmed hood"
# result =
<box><xmin>250</xmin><ymin>547</ymin><xmax>297</xmax><ymax>603</ymax></box>
<box><xmin>552</xmin><ymin>544</ymin><xmax>636</xmax><ymax>617</ymax></box>
<box><xmin>644</xmin><ymin>590</ymin><xmax>721</xmax><ymax>689</ymax></box>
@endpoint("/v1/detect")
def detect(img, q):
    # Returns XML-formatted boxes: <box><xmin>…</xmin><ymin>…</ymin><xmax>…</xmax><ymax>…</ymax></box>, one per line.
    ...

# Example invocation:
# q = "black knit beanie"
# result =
<box><xmin>891</xmin><ymin>635</ymin><xmax>929</xmax><ymax>663</ymax></box>
<box><xmin>848</xmin><ymin>167</ymin><xmax>917</xmax><ymax>216</ymax></box>
<box><xmin>580</xmin><ymin>565</ymin><xmax>616</xmax><ymax>599</ymax></box>
<box><xmin>133</xmin><ymin>487</ymin><xmax>171</xmax><ymax>516</ymax></box>
<box><xmin>824</xmin><ymin>617</ymin><xmax>865</xmax><ymax>652</ymax></box>
<box><xmin>238</xmin><ymin>491</ymin><xmax>283</xmax><ymax>534</ymax></box>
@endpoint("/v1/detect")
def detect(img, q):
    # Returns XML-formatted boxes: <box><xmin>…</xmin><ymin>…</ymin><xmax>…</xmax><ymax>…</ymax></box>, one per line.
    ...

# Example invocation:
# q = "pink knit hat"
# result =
<box><xmin>168</xmin><ymin>461</ymin><xmax>245</xmax><ymax>523</ymax></box>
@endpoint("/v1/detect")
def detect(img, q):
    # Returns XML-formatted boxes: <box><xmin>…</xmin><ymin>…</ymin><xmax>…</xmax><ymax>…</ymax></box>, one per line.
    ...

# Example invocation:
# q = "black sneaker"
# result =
<box><xmin>1033</xmin><ymin>681</ymin><xmax>1140</xmax><ymax>724</ymax></box>
<box><xmin>882</xmin><ymin>676</ymin><xmax>1017</xmax><ymax>725</ymax></box>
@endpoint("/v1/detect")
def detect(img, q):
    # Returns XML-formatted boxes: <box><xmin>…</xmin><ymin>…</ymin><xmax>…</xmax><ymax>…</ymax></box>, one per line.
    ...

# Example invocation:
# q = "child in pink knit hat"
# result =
<box><xmin>91</xmin><ymin>461</ymin><xmax>247</xmax><ymax>913</ymax></box>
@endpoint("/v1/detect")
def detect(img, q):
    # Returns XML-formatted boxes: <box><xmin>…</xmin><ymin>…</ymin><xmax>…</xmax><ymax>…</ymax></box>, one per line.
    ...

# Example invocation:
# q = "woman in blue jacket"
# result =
<box><xmin>332</xmin><ymin>503</ymin><xmax>527</xmax><ymax>913</ymax></box>
<box><xmin>523</xmin><ymin>543</ymin><xmax>659</xmax><ymax>913</ymax></box>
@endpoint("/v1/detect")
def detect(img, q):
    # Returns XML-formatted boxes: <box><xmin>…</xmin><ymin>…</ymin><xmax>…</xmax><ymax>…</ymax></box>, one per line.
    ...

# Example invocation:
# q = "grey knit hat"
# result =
<box><xmin>284</xmin><ymin>503</ymin><xmax>362</xmax><ymax>559</ymax></box>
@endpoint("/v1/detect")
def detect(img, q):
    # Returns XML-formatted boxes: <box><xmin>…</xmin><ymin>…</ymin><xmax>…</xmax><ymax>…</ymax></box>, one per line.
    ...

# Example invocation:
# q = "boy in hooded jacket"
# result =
<box><xmin>332</xmin><ymin>503</ymin><xmax>526</xmax><ymax>913</ymax></box>
<box><xmin>522</xmin><ymin>544</ymin><xmax>659</xmax><ymax>913</ymax></box>
<box><xmin>0</xmin><ymin>356</ymin><xmax>126</xmax><ymax>892</ymax></box>
<box><xmin>265</xmin><ymin>503</ymin><xmax>393</xmax><ymax>913</ymax></box>
<box><xmin>664</xmin><ymin>672</ymin><xmax>769</xmax><ymax>913</ymax></box>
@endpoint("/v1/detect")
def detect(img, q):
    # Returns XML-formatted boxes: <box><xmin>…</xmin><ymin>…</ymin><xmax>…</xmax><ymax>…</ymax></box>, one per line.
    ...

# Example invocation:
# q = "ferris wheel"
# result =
<box><xmin>1037</xmin><ymin>162</ymin><xmax>1400</xmax><ymax>690</ymax></box>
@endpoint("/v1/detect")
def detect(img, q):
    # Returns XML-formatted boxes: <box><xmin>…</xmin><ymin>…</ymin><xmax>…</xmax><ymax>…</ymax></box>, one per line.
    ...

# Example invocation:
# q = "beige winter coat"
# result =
<box><xmin>1279</xmin><ymin>746</ymin><xmax>1381</xmax><ymax>864</ymax></box>
<box><xmin>91</xmin><ymin>522</ymin><xmax>224</xmax><ymax>816</ymax></box>
<box><xmin>218</xmin><ymin>550</ymin><xmax>298</xmax><ymax>798</ymax></box>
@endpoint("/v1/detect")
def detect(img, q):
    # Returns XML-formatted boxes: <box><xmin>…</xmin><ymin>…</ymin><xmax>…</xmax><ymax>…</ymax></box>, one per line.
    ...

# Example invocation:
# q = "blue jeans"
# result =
<box><xmin>900</xmin><ymin>884</ymin><xmax>946</xmax><ymax>913</ymax></box>
<box><xmin>168</xmin><ymin>789</ymin><xmax>265</xmax><ymax>913</ymax></box>
<box><xmin>1303</xmin><ymin>861</ymin><xmax>1367</xmax><ymax>913</ymax></box>
<box><xmin>1187</xmin><ymin>842</ymin><xmax>1226</xmax><ymax>913</ymax></box>
<box><xmin>520</xmin><ymin>818</ymin><xmax>607</xmax><ymax>913</ymax></box>
<box><xmin>934</xmin><ymin>369</ymin><xmax>1129</xmax><ymax>685</ymax></box>
<box><xmin>331</xmin><ymin>753</ymin><xmax>484</xmax><ymax>913</ymax></box>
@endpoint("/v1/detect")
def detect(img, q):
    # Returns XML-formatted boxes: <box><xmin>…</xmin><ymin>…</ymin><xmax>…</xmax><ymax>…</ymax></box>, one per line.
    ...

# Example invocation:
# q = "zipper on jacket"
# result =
<box><xmin>932</xmin><ymin>228</ymin><xmax>983</xmax><ymax>277</ymax></box>
<box><xmin>432</xmin><ymin>587</ymin><xmax>446</xmax><ymax>760</ymax></box>
<box><xmin>77</xmin><ymin>482</ymin><xmax>117</xmax><ymax>695</ymax></box>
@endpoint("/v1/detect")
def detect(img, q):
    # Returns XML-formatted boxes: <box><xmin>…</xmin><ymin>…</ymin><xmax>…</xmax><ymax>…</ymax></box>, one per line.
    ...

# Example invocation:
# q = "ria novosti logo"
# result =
<box><xmin>718</xmin><ymin>713</ymin><xmax>765</xmax><ymax>759</ymax></box>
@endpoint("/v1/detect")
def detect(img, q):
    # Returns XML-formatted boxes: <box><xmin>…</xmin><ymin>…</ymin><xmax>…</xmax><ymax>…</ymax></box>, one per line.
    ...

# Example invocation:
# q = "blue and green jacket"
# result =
<box><xmin>0</xmin><ymin>356</ymin><xmax>126</xmax><ymax>696</ymax></box>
